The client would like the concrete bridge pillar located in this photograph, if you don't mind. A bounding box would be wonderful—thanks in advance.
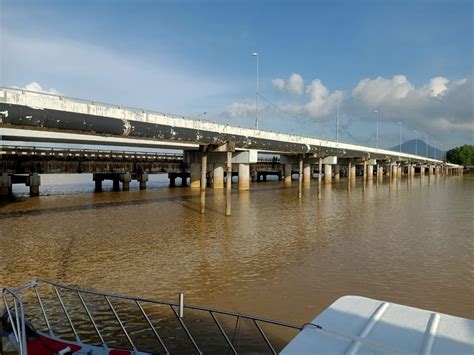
[303,163,312,183]
[284,164,292,184]
[324,164,332,183]
[190,163,201,188]
[238,163,250,190]
[213,164,225,188]
[121,172,132,191]
[385,164,391,177]
[138,172,148,190]
[350,165,356,180]
[0,173,12,196]
[334,164,340,182]
[428,166,433,176]
[27,173,41,196]
[363,161,367,181]
[397,164,402,178]
[367,164,373,180]
[251,170,258,182]
[420,165,425,176]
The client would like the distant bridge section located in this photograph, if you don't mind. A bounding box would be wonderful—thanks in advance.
[0,87,447,163]
[0,87,463,204]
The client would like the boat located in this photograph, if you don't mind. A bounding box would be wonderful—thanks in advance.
[2,279,473,354]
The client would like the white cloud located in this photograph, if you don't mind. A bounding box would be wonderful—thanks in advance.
[224,101,256,118]
[22,81,62,95]
[267,72,473,137]
[352,75,414,106]
[272,73,304,95]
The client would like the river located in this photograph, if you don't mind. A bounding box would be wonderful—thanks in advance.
[0,174,472,351]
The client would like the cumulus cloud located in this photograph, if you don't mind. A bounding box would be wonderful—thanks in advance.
[225,101,256,118]
[224,73,472,146]
[22,81,62,95]
[272,73,304,95]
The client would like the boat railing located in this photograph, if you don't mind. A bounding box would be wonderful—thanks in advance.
[2,279,302,354]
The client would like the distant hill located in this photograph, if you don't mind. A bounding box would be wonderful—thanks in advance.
[390,139,445,159]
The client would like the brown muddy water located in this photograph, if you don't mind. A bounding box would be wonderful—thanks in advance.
[0,174,472,352]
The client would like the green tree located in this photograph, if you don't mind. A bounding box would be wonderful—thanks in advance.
[446,144,474,166]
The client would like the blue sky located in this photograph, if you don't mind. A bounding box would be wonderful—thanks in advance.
[1,0,472,149]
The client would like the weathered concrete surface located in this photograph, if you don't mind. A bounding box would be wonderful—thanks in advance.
[213,164,224,188]
[324,164,332,183]
[238,163,250,190]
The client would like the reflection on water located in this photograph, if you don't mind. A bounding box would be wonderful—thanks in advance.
[1,175,473,342]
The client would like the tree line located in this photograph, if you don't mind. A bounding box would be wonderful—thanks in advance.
[446,145,473,166]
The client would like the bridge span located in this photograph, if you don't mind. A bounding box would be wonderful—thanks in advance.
[0,87,463,214]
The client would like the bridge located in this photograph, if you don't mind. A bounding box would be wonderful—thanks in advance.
[0,87,463,214]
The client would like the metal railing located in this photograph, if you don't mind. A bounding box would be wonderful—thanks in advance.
[2,279,301,354]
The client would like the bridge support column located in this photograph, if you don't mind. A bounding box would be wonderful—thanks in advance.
[351,165,356,180]
[420,165,425,176]
[367,163,373,180]
[238,163,250,191]
[363,161,367,181]
[303,163,311,184]
[347,161,352,191]
[397,164,402,178]
[298,156,303,199]
[213,164,225,188]
[428,166,433,176]
[200,153,207,214]
[138,172,148,190]
[121,172,132,191]
[190,163,201,188]
[324,164,332,184]
[27,173,41,196]
[317,157,322,200]
[0,173,12,196]
[334,164,340,182]
[251,170,258,182]
[225,151,232,216]
[94,179,103,192]
[284,164,292,184]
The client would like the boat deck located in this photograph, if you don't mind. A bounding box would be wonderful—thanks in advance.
[281,295,474,354]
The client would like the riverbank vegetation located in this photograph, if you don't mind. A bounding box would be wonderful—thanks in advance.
[446,145,474,166]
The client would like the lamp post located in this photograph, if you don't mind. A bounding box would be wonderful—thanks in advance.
[398,122,402,153]
[251,52,259,130]
[336,95,340,142]
[425,135,429,158]
[414,130,417,155]
[374,110,379,149]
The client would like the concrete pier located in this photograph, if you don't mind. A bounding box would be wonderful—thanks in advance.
[226,151,232,216]
[200,153,207,214]
[284,164,292,184]
[121,172,132,191]
[324,164,332,184]
[298,156,303,199]
[213,164,225,188]
[351,165,356,180]
[317,157,322,200]
[334,164,340,182]
[367,163,373,180]
[238,163,250,190]
[0,173,12,196]
[138,172,148,190]
[190,163,201,188]
[347,161,352,190]
[303,163,312,184]
[27,173,41,196]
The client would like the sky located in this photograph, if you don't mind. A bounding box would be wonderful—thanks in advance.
[0,0,472,149]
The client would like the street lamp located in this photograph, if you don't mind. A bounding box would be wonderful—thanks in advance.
[398,122,402,153]
[336,95,340,142]
[414,130,417,155]
[251,52,259,130]
[374,110,379,149]
[425,135,429,158]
